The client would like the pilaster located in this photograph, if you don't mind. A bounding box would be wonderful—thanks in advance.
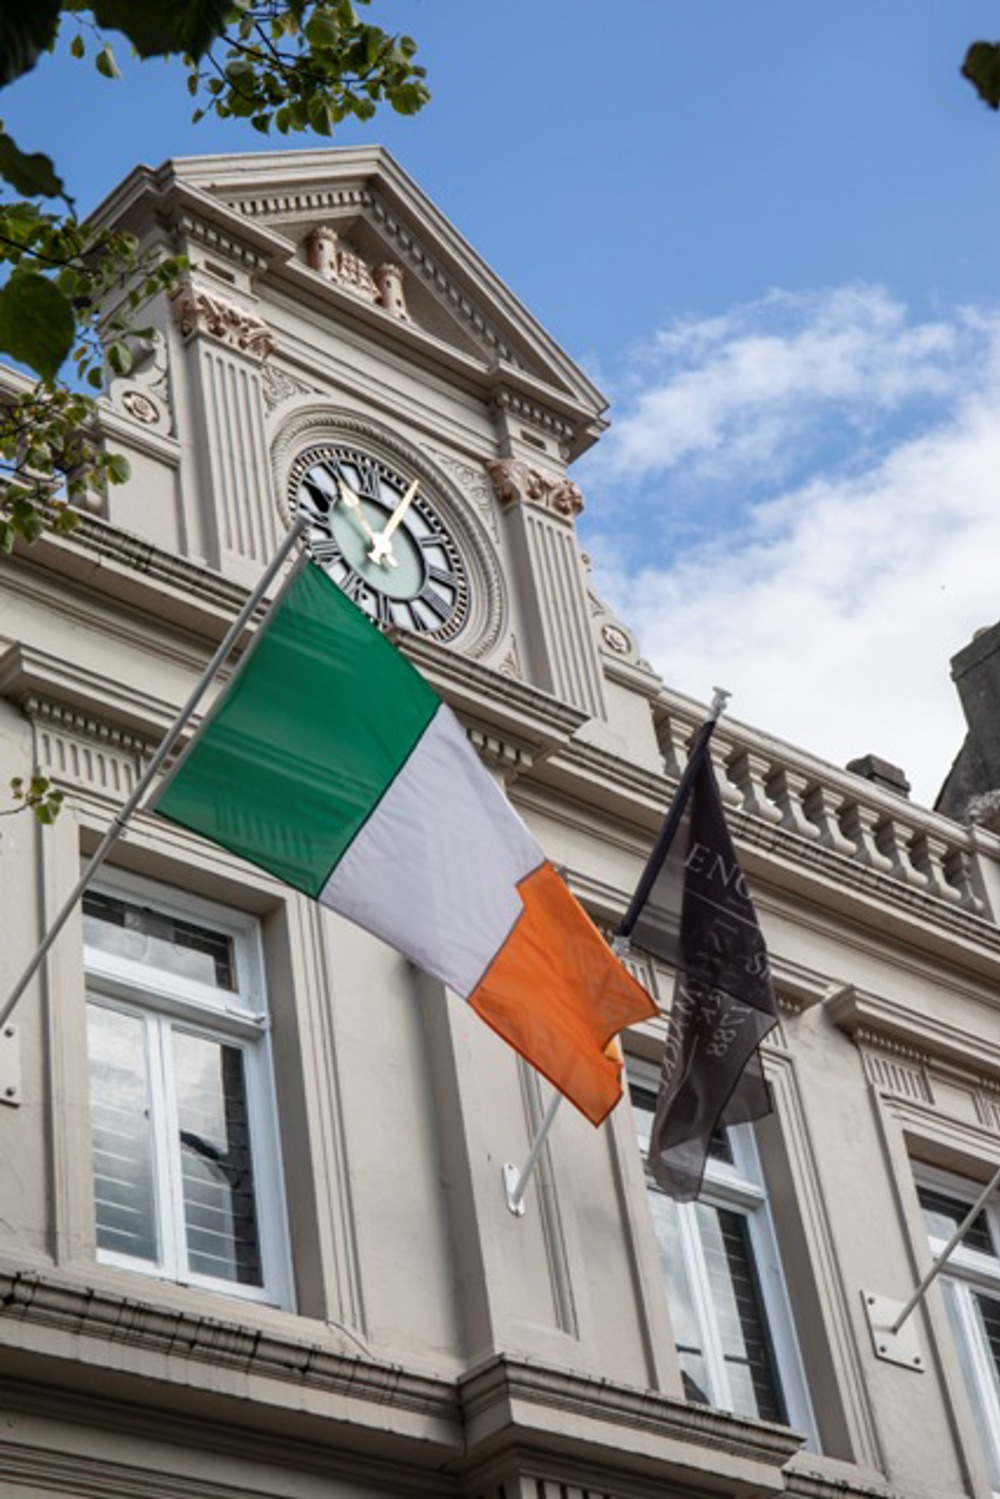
[172,281,281,583]
[488,459,607,720]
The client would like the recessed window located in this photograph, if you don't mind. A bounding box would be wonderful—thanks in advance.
[629,1063,814,1436]
[83,871,292,1307]
[915,1166,1000,1491]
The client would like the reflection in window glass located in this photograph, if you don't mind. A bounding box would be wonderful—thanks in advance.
[83,890,236,991]
[917,1176,1000,1490]
[84,875,288,1307]
[174,1030,262,1287]
[629,1067,811,1435]
[87,1005,158,1263]
[697,1203,785,1423]
[648,1191,712,1404]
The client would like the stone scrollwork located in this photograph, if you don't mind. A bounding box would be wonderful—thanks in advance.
[172,282,276,361]
[107,330,174,437]
[261,364,316,414]
[587,586,641,665]
[486,457,584,520]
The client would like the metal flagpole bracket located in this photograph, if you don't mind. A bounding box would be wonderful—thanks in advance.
[708,686,731,720]
[862,1291,925,1371]
[502,1162,527,1216]
[0,1024,21,1107]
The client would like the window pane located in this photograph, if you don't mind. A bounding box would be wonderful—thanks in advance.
[83,891,236,991]
[696,1202,786,1424]
[87,1005,158,1263]
[172,1030,263,1287]
[648,1191,713,1405]
[940,1283,1000,1491]
[917,1185,995,1255]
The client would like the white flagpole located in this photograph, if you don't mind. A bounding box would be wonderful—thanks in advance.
[503,1088,563,1215]
[890,1162,1000,1333]
[503,688,732,1216]
[0,517,307,1031]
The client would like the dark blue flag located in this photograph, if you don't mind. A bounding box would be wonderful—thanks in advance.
[618,724,777,1200]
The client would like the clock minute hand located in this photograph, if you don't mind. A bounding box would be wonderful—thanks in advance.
[368,478,419,568]
[336,477,380,546]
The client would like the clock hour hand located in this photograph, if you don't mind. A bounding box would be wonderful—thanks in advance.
[336,476,381,548]
[368,478,418,568]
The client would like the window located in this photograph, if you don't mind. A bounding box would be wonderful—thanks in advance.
[915,1167,1000,1492]
[83,871,292,1307]
[629,1062,814,1436]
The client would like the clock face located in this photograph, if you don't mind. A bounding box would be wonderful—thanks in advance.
[293,446,469,638]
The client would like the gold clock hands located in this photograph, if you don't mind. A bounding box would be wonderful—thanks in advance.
[368,478,419,569]
[336,477,381,549]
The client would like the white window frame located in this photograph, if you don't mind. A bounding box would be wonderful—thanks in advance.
[83,867,294,1310]
[629,1058,816,1440]
[914,1163,1000,1494]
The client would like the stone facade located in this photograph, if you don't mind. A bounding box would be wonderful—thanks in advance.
[1,147,1000,1499]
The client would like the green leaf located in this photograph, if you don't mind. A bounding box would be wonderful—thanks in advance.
[106,452,131,484]
[963,41,1000,110]
[107,340,132,376]
[69,33,85,60]
[95,43,121,79]
[90,0,232,61]
[305,12,342,49]
[0,129,66,199]
[0,272,75,382]
[0,0,61,86]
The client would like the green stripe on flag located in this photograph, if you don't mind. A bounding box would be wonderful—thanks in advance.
[155,563,439,895]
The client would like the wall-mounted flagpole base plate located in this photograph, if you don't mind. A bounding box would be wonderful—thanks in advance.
[502,1163,526,1217]
[863,1292,925,1370]
[0,1024,21,1107]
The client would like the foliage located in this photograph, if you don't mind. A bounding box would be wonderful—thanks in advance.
[0,0,428,814]
[3,772,65,824]
[963,40,1000,110]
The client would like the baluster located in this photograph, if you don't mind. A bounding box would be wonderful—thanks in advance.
[658,712,691,780]
[840,803,895,873]
[944,848,985,915]
[708,738,742,808]
[802,784,856,856]
[729,749,783,824]
[911,832,962,903]
[875,818,929,889]
[767,767,820,840]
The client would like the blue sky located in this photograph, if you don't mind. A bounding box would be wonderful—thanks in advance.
[8,2,1000,803]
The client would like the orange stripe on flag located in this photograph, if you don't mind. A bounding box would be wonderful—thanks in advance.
[468,862,657,1125]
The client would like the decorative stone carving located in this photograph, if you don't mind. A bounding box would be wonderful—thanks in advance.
[304,227,410,319]
[486,458,584,520]
[107,330,174,437]
[587,586,640,665]
[261,364,315,414]
[428,450,498,538]
[121,390,160,425]
[171,283,276,361]
[373,263,410,321]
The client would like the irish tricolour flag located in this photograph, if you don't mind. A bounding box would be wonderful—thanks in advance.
[155,561,655,1124]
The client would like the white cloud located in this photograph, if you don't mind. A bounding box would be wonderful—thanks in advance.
[592,286,974,488]
[582,288,1000,805]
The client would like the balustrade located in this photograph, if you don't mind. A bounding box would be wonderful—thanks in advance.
[652,692,995,919]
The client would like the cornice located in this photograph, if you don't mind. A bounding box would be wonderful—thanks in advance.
[398,630,588,751]
[826,983,1000,1082]
[458,1353,801,1486]
[0,1266,812,1494]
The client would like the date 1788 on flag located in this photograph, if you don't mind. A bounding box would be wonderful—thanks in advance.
[617,716,778,1201]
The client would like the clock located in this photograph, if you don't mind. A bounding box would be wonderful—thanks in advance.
[293,445,470,639]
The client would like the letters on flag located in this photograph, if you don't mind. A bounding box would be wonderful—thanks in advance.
[154,560,656,1124]
[624,737,777,1199]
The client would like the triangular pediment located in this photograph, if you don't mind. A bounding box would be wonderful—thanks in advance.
[136,147,604,424]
